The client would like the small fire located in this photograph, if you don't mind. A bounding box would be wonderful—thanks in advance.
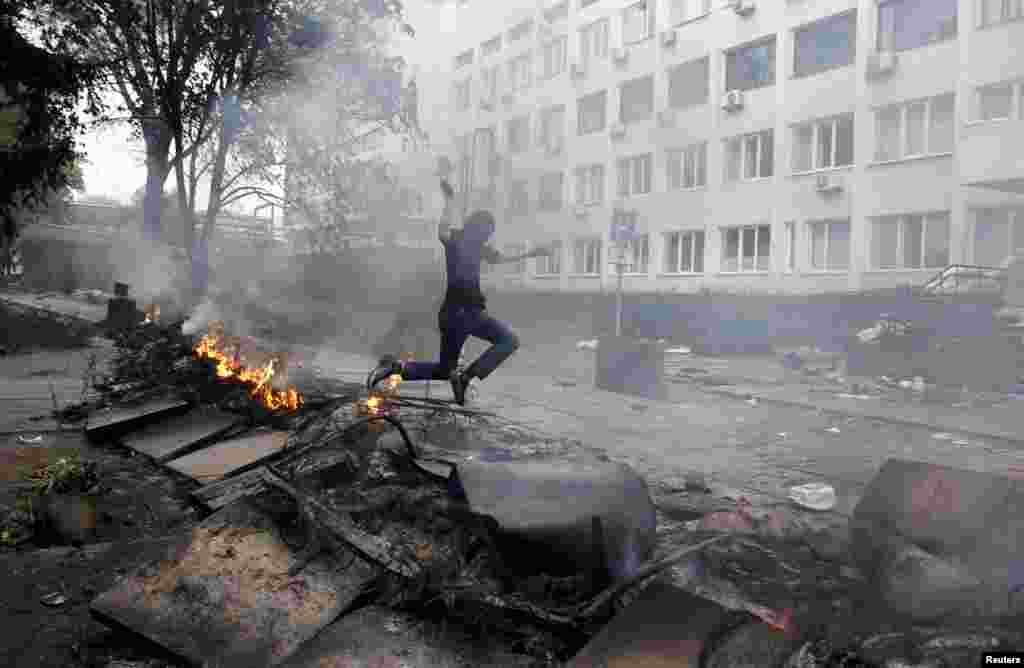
[143,304,161,324]
[193,321,303,411]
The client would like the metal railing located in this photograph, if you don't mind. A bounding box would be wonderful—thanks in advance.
[919,264,1007,297]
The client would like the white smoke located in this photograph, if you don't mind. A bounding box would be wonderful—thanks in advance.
[181,297,221,336]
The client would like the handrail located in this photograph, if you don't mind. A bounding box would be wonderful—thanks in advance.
[920,264,1006,295]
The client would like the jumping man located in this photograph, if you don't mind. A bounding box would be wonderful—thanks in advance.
[368,179,551,405]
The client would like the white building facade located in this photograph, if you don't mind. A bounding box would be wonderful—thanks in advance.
[429,0,1024,294]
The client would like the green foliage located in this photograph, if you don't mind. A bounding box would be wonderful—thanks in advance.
[29,455,100,495]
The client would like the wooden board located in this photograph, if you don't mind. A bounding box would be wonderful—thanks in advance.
[164,430,289,484]
[90,500,379,667]
[120,406,243,463]
[85,397,191,441]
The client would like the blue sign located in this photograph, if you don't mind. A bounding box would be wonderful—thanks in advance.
[611,217,637,242]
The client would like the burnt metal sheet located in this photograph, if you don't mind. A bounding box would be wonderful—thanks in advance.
[567,582,734,667]
[90,500,379,667]
[85,397,191,442]
[164,430,289,484]
[452,458,656,582]
[851,458,1024,617]
[120,406,243,463]
[277,605,535,668]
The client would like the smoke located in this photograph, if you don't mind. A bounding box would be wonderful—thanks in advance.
[181,296,221,336]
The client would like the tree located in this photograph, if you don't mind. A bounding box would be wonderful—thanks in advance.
[0,3,99,277]
[23,0,416,298]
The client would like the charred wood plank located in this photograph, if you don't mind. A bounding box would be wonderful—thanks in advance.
[84,397,192,442]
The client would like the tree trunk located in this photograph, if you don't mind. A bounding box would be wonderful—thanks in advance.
[201,131,232,243]
[141,117,172,244]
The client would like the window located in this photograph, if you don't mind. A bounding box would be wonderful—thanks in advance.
[792,114,854,172]
[539,172,564,211]
[455,49,474,69]
[535,240,563,275]
[577,90,607,135]
[793,11,857,78]
[668,57,709,109]
[472,126,497,188]
[507,179,530,216]
[974,207,1024,266]
[669,0,711,25]
[506,115,530,153]
[808,219,851,271]
[622,1,655,44]
[617,154,653,197]
[619,76,654,124]
[454,78,471,111]
[871,212,951,269]
[480,66,499,106]
[575,164,605,205]
[573,238,602,275]
[784,221,796,272]
[544,1,569,23]
[622,233,650,274]
[508,54,533,93]
[504,243,527,275]
[537,105,566,154]
[975,81,1022,121]
[508,19,534,42]
[725,130,774,181]
[482,35,502,57]
[877,0,957,52]
[722,224,771,272]
[540,36,567,79]
[977,0,1024,27]
[579,18,610,66]
[581,0,600,7]
[874,94,955,162]
[666,143,707,190]
[726,38,776,92]
[664,230,705,273]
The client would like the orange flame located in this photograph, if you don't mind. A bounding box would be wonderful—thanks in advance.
[193,324,303,412]
[143,304,161,324]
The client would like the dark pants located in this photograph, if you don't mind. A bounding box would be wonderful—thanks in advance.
[402,303,519,382]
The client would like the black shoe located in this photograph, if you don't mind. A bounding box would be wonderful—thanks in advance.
[367,356,402,391]
[449,371,470,406]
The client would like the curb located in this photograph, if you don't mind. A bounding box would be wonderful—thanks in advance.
[704,384,1024,447]
[0,297,105,327]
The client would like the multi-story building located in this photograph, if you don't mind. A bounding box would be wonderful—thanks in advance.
[431,0,1024,294]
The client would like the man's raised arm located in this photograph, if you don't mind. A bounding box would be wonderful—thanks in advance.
[438,179,456,242]
[483,244,552,265]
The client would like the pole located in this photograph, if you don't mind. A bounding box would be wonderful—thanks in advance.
[615,261,624,337]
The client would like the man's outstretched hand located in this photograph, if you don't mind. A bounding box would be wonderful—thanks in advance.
[440,179,455,200]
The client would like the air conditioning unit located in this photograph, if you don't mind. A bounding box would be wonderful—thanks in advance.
[574,205,589,218]
[815,174,843,195]
[612,47,629,66]
[657,109,677,128]
[570,62,586,79]
[661,30,677,48]
[866,51,898,79]
[502,92,516,105]
[610,123,626,140]
[721,89,745,112]
[727,0,756,16]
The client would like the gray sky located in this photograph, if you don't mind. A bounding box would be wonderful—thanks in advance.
[77,1,455,209]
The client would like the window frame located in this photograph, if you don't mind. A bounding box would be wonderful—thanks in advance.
[792,10,857,79]
[573,237,603,276]
[574,164,605,205]
[506,178,531,216]
[870,211,952,270]
[622,231,650,275]
[506,115,530,154]
[721,224,772,273]
[667,57,710,110]
[973,80,1023,122]
[972,206,1024,266]
[666,143,708,190]
[876,0,958,52]
[508,53,533,93]
[783,221,797,273]
[873,94,955,163]
[481,35,502,57]
[616,153,653,198]
[668,0,712,26]
[807,219,852,272]
[534,240,563,276]
[792,114,855,173]
[619,75,655,125]
[725,37,777,92]
[454,77,472,111]
[579,18,610,66]
[976,0,1024,28]
[724,130,774,182]
[538,105,566,154]
[540,36,568,80]
[577,90,608,135]
[622,1,655,45]
[663,229,706,274]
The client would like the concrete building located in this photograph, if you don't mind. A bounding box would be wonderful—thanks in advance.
[428,0,1024,294]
